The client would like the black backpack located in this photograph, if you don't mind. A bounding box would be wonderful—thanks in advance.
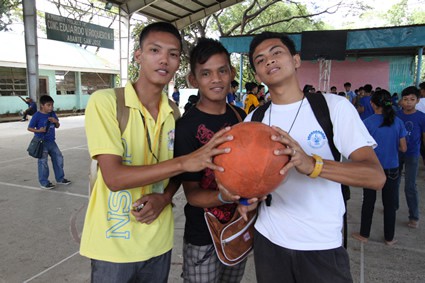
[251,93,350,248]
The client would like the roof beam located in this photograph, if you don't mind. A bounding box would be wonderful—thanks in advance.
[172,0,245,30]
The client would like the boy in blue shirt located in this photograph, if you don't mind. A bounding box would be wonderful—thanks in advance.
[397,86,425,229]
[19,96,37,121]
[28,95,71,189]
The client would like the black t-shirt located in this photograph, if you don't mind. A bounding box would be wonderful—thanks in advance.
[174,104,246,246]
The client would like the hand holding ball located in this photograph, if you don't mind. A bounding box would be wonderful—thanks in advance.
[214,122,289,198]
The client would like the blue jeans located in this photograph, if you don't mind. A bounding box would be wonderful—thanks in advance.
[91,250,171,283]
[38,141,65,186]
[398,154,420,221]
[360,168,400,241]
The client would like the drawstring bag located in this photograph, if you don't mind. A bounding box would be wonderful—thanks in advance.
[204,209,257,266]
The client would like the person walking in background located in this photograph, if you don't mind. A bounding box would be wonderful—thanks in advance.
[244,82,259,114]
[344,82,357,105]
[174,37,247,283]
[358,84,374,120]
[19,96,37,121]
[396,86,425,229]
[352,89,407,246]
[257,84,266,105]
[227,80,239,105]
[416,82,425,165]
[172,86,180,106]
[27,95,71,190]
[80,22,231,283]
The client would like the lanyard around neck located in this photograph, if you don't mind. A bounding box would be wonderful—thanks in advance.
[139,109,163,164]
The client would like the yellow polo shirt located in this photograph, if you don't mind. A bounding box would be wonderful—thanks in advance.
[80,82,175,263]
[244,93,260,114]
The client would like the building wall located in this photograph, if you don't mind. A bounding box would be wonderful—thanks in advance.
[297,56,415,94]
[0,68,114,115]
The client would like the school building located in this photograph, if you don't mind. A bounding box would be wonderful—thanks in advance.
[0,32,119,115]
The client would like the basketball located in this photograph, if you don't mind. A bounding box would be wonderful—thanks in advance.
[214,122,289,198]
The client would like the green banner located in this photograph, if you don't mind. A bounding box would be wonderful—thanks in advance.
[45,13,114,49]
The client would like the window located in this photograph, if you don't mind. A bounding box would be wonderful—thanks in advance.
[0,67,27,96]
[81,72,113,94]
[55,71,76,95]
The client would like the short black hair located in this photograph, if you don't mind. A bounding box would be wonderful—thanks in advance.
[231,80,239,88]
[401,86,420,98]
[245,82,258,92]
[419,82,425,90]
[189,37,231,75]
[139,22,182,50]
[364,84,373,93]
[40,95,54,105]
[248,32,296,72]
[344,82,351,87]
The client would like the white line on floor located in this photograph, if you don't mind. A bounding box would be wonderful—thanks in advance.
[22,251,80,282]
[0,181,88,199]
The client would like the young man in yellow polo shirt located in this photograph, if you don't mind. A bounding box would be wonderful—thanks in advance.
[81,22,231,283]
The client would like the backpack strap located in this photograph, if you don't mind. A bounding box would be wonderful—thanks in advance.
[168,98,181,121]
[115,87,129,134]
[228,103,243,122]
[305,92,350,249]
[251,101,271,122]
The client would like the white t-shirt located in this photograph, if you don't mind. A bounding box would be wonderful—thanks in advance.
[246,94,376,250]
[416,97,425,113]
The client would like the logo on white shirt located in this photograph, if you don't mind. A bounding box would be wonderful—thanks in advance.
[307,130,327,149]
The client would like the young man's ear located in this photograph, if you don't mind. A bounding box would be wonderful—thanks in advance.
[293,54,301,69]
[188,72,199,88]
[134,49,142,65]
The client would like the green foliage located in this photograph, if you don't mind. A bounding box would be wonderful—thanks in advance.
[0,0,21,31]
[385,0,409,25]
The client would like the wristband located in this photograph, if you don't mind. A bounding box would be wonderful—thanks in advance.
[308,154,323,178]
[218,192,233,204]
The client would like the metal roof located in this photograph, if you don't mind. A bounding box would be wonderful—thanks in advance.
[99,0,245,29]
[0,32,119,74]
[220,24,425,57]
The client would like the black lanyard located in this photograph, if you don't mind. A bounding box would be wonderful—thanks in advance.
[139,111,163,163]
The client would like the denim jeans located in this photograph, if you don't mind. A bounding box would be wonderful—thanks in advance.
[91,250,171,283]
[398,154,420,221]
[38,141,65,186]
[360,168,400,241]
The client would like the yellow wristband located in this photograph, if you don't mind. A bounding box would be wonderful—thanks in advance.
[308,154,323,178]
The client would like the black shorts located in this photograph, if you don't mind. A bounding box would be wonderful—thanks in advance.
[253,229,353,283]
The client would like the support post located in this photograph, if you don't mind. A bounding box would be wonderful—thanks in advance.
[416,47,423,87]
[119,8,131,87]
[23,0,39,104]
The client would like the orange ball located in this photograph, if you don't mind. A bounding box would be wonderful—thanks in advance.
[214,122,289,198]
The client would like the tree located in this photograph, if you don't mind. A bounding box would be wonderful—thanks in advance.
[0,0,21,31]
[166,0,369,88]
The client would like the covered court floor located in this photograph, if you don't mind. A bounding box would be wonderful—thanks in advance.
[1,116,424,282]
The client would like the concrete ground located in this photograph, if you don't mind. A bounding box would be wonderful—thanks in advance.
[0,116,424,283]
